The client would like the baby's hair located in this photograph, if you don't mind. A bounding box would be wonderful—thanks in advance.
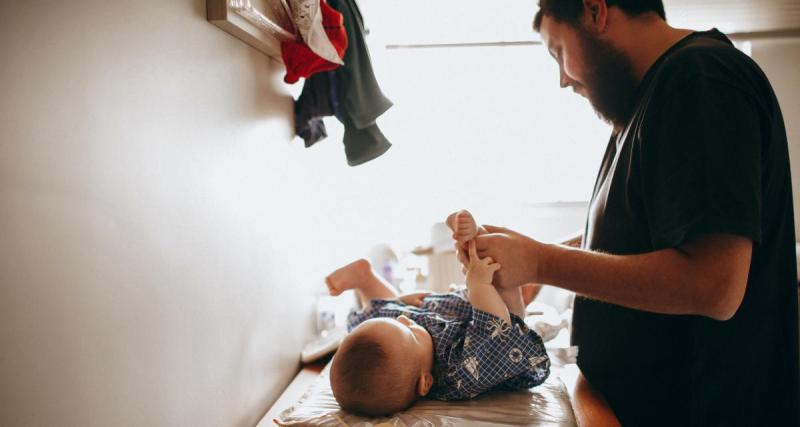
[330,332,418,416]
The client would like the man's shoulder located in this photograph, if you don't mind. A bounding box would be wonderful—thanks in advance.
[654,30,758,91]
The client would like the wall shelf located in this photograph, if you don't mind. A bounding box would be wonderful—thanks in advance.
[207,0,296,60]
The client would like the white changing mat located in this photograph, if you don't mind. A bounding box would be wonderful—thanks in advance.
[275,363,577,427]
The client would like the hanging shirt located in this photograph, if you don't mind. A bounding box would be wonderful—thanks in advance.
[327,0,393,129]
[327,0,393,166]
[281,0,347,84]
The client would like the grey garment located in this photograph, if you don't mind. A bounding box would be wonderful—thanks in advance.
[341,119,391,166]
[293,70,391,165]
[293,0,393,165]
[328,0,393,129]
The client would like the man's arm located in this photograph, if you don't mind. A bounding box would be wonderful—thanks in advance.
[474,226,752,321]
[519,232,581,305]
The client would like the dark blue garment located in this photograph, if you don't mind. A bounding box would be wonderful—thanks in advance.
[294,71,334,147]
[347,291,550,400]
[327,71,343,122]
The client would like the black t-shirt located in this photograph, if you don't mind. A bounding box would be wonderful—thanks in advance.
[572,29,799,426]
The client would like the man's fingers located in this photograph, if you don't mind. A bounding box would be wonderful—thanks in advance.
[469,240,478,260]
[483,224,510,234]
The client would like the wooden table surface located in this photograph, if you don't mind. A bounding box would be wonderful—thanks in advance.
[259,355,331,426]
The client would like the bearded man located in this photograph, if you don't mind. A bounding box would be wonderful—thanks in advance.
[459,0,799,425]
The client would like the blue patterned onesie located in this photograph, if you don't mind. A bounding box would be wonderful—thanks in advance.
[346,290,550,400]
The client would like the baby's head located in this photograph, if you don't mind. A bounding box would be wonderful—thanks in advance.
[330,315,434,416]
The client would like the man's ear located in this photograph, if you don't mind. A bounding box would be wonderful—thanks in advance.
[417,372,434,396]
[581,0,608,33]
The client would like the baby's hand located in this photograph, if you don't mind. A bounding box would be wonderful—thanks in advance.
[465,240,501,286]
[446,209,479,245]
[398,291,432,307]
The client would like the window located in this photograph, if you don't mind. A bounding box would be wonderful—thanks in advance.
[294,32,612,251]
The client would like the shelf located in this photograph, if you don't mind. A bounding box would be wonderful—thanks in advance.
[207,0,296,60]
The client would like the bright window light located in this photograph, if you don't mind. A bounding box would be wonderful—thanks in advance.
[373,44,610,247]
[295,43,612,253]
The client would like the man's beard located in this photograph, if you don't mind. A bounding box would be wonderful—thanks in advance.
[577,30,639,132]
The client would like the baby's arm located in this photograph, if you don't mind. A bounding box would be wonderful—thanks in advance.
[448,209,525,318]
[465,240,511,324]
[397,290,432,307]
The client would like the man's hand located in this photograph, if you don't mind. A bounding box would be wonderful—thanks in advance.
[458,225,543,290]
[397,291,432,307]
[465,240,501,286]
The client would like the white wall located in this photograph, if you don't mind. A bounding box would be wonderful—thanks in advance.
[1,2,797,425]
[0,1,368,426]
[750,38,800,241]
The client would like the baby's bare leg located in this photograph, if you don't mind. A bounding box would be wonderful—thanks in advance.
[497,285,540,318]
[497,288,526,319]
[325,259,399,307]
[521,284,542,306]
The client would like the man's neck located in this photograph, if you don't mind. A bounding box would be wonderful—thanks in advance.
[615,17,694,84]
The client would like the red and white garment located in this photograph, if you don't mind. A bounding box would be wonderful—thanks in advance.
[281,0,347,84]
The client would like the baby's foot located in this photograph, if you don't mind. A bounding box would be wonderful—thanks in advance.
[451,210,478,244]
[325,258,371,296]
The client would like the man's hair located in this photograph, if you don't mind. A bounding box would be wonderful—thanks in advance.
[533,0,666,32]
[330,334,418,416]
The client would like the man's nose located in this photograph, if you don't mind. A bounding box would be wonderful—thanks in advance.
[559,68,570,89]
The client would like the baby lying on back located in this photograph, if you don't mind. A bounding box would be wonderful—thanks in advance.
[326,210,550,416]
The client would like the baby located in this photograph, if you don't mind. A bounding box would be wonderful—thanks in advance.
[327,210,550,416]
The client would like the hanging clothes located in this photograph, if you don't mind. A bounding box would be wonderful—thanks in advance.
[294,71,335,147]
[281,0,348,84]
[288,0,346,65]
[327,0,392,129]
[340,117,391,166]
[292,0,393,166]
[328,0,393,166]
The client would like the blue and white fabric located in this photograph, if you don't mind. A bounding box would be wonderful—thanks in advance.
[347,291,550,400]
